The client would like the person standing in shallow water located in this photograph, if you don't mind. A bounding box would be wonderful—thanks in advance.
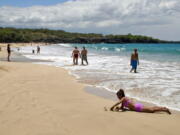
[130,49,139,73]
[7,44,11,62]
[37,46,40,54]
[81,47,88,65]
[72,47,80,65]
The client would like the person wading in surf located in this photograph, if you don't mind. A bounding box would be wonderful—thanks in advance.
[130,49,139,73]
[72,47,80,65]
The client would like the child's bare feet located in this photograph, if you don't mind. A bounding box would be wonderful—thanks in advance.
[166,108,171,115]
[164,107,171,114]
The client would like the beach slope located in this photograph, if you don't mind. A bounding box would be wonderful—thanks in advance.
[0,52,180,135]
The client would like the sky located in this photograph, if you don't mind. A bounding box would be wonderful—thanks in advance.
[0,0,180,41]
[0,0,67,7]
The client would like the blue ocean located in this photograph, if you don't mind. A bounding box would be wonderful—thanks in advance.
[18,43,180,111]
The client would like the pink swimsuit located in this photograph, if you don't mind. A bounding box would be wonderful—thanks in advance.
[134,103,143,112]
[123,99,143,112]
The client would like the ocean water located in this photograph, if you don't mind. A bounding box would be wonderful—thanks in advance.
[17,43,180,111]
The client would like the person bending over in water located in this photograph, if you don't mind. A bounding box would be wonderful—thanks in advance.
[130,48,139,73]
[110,89,171,114]
[72,47,80,65]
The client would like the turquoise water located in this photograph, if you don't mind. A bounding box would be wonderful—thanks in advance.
[70,43,180,62]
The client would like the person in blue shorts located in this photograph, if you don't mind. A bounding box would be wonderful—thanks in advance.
[130,49,139,73]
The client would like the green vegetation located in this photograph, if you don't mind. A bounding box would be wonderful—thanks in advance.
[0,27,174,43]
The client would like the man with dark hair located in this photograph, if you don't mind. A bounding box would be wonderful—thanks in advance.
[7,44,11,62]
[81,47,88,65]
[130,48,139,73]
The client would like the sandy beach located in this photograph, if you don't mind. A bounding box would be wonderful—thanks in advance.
[0,45,180,135]
[0,43,48,47]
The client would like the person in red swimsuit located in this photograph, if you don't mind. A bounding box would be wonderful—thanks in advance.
[110,89,171,114]
[72,47,80,65]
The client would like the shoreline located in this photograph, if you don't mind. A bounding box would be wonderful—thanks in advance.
[84,86,180,113]
[0,52,53,63]
[2,43,179,112]
[0,42,50,47]
[0,45,180,135]
[3,44,179,112]
[0,43,53,62]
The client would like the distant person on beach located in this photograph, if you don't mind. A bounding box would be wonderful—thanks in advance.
[37,46,40,54]
[7,44,11,62]
[81,47,88,65]
[130,48,139,73]
[72,47,80,65]
[32,49,35,54]
[109,89,171,114]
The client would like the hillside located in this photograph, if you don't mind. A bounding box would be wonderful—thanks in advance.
[0,27,176,44]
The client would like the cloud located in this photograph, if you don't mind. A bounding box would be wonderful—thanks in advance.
[0,0,180,40]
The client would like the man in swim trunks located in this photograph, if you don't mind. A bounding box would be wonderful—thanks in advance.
[72,47,80,65]
[81,47,88,65]
[130,48,139,73]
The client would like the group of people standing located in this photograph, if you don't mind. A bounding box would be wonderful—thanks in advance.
[32,46,40,54]
[71,46,140,73]
[3,44,41,62]
[72,46,88,65]
[4,44,139,73]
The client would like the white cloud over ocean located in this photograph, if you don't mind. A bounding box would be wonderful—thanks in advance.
[0,0,180,40]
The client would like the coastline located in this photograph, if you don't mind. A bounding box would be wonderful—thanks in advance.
[0,42,49,47]
[0,43,53,62]
[0,44,180,135]
[1,43,179,112]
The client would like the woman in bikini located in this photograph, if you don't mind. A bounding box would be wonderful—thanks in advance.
[110,89,171,114]
[72,47,80,65]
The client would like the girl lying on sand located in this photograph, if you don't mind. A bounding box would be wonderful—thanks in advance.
[109,89,171,114]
